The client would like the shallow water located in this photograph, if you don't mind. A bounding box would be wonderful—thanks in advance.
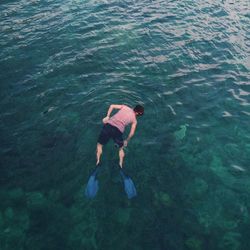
[0,0,250,249]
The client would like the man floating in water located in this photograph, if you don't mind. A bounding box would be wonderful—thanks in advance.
[85,104,144,199]
[96,104,144,168]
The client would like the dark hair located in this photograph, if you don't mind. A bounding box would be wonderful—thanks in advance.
[134,105,144,116]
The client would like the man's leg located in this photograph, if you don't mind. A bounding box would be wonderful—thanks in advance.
[119,147,125,168]
[96,143,103,166]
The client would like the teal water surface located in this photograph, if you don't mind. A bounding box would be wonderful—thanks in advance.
[0,0,250,249]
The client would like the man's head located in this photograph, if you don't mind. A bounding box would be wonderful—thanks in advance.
[134,105,144,116]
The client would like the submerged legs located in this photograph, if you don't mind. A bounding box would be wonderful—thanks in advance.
[96,143,125,168]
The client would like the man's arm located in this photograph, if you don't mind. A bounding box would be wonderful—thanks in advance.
[124,121,137,146]
[103,104,123,123]
[106,104,123,117]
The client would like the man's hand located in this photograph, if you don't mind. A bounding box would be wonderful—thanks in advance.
[102,116,110,124]
[123,140,128,147]
[123,122,137,147]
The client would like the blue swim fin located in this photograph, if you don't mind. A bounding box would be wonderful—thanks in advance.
[85,167,100,198]
[119,168,137,199]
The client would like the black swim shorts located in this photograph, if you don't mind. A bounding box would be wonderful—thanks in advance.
[97,123,124,148]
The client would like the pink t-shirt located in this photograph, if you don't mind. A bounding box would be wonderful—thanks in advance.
[108,105,136,133]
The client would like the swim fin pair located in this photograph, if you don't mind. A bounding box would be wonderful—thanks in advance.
[85,165,137,199]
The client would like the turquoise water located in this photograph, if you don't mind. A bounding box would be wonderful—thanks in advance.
[0,0,250,249]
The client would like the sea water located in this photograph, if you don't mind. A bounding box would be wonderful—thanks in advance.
[0,0,249,249]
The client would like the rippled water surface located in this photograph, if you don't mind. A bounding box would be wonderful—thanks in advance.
[0,0,250,249]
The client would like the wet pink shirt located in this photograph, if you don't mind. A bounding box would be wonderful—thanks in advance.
[107,105,136,133]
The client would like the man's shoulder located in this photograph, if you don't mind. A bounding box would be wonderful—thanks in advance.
[122,104,132,110]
